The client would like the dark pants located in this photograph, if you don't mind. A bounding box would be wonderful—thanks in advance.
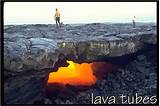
[133,20,136,28]
[55,17,60,27]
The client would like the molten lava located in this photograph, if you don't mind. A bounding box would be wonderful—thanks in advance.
[47,60,119,90]
[47,61,97,86]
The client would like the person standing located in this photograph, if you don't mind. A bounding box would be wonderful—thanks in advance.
[132,16,136,28]
[55,8,61,27]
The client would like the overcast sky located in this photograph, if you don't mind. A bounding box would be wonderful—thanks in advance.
[4,2,156,25]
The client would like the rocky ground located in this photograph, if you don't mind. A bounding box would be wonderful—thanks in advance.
[4,47,157,104]
[34,48,157,104]
[3,23,157,104]
[4,23,156,72]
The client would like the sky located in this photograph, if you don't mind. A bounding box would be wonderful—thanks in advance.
[4,2,157,25]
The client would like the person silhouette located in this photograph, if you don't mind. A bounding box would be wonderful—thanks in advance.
[132,16,136,28]
[54,8,61,27]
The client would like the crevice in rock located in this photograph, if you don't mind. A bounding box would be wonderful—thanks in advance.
[4,23,157,104]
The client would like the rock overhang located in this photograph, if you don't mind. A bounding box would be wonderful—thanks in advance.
[4,23,157,72]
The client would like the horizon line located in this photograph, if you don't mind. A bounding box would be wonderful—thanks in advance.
[4,21,156,26]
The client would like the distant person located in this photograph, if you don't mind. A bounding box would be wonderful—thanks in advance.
[132,16,136,28]
[54,8,61,27]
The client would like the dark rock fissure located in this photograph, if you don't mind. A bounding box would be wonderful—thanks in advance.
[4,23,157,104]
[52,43,157,71]
[4,44,157,104]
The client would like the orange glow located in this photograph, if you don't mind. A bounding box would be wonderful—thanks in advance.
[47,61,97,86]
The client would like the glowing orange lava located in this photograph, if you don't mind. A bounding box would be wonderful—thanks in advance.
[47,61,97,86]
